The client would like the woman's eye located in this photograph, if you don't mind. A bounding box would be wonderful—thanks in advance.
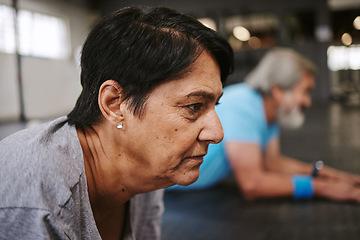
[187,103,203,113]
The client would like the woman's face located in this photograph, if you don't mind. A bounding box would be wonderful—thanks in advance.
[121,51,224,189]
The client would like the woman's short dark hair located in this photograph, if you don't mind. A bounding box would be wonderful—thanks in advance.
[67,6,234,127]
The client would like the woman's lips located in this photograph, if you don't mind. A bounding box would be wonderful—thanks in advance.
[185,155,205,161]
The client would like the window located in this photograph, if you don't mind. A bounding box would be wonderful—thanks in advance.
[0,4,69,59]
[0,5,15,54]
[328,45,360,71]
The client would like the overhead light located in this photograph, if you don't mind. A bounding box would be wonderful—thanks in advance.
[341,33,352,46]
[198,18,217,31]
[354,16,360,30]
[233,26,250,41]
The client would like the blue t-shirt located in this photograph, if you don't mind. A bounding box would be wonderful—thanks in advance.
[168,83,279,190]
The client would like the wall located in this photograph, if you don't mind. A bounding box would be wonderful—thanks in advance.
[0,0,97,122]
[0,53,19,121]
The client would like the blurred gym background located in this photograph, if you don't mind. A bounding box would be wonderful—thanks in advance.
[1,1,360,239]
[0,0,359,124]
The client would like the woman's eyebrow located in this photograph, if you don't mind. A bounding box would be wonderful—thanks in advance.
[185,90,223,101]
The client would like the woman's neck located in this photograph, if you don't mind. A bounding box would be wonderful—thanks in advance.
[93,202,127,240]
[77,126,134,207]
[77,125,134,240]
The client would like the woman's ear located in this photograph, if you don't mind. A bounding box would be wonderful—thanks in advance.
[98,80,125,128]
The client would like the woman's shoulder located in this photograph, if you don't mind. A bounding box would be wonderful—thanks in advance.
[0,117,85,214]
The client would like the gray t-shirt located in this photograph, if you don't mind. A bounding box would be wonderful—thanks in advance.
[0,117,164,240]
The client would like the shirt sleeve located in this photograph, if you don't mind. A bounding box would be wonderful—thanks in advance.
[268,123,280,140]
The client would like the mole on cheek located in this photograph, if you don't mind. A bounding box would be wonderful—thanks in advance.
[174,129,178,132]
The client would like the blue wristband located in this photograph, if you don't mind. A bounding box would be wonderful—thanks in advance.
[292,175,314,199]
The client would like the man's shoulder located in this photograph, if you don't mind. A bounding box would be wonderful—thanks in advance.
[224,82,259,98]
[219,83,262,118]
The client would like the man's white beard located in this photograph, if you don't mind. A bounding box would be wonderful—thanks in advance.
[277,105,305,129]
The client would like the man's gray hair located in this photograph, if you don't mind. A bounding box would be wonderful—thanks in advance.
[245,47,316,95]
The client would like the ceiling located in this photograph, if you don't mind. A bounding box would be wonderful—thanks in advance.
[82,0,360,11]
[63,0,360,45]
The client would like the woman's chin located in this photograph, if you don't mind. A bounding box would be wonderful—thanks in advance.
[172,169,200,186]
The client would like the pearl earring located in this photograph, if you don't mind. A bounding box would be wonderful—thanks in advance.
[116,122,123,129]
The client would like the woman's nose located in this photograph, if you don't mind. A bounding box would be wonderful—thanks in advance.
[198,110,224,144]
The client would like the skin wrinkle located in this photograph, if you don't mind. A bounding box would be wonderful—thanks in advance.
[83,127,126,201]
[89,126,110,159]
[144,116,211,181]
[86,129,113,200]
[81,128,98,202]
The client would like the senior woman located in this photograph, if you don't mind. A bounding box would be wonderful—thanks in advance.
[0,6,233,240]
